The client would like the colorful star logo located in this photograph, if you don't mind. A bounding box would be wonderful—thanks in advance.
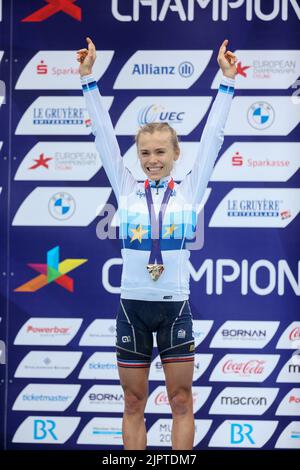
[14,246,87,293]
[29,153,53,170]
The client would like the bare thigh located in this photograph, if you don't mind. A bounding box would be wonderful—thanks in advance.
[118,366,150,400]
[163,361,194,397]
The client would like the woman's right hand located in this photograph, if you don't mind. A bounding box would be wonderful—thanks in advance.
[76,37,96,77]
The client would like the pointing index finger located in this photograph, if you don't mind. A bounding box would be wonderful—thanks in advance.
[219,39,229,54]
[86,37,95,51]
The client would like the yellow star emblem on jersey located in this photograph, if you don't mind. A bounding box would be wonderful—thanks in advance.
[130,224,148,243]
[162,223,177,238]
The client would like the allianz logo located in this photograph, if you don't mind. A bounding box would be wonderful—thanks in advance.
[132,62,194,78]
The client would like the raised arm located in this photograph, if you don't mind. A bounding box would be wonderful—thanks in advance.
[178,39,237,206]
[77,37,135,201]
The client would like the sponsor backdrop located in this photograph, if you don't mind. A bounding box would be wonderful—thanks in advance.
[0,0,300,450]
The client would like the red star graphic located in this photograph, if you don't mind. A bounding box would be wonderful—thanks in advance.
[236,61,251,78]
[22,0,82,22]
[29,153,53,170]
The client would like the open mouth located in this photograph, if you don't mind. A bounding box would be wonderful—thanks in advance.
[147,167,163,174]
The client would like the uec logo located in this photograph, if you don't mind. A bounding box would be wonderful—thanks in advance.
[138,105,185,125]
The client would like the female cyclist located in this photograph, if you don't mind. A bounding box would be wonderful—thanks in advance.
[77,38,237,450]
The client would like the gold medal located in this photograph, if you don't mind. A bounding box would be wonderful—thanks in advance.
[146,264,164,281]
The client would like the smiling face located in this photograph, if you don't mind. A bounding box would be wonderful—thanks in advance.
[137,129,180,181]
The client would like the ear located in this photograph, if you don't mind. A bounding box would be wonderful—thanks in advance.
[174,148,180,161]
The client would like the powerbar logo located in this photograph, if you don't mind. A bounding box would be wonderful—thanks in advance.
[112,0,300,22]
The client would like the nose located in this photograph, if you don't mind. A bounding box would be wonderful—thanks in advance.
[147,153,160,162]
[148,158,159,164]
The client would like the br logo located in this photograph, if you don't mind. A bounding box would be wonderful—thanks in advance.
[230,423,255,445]
[34,419,58,441]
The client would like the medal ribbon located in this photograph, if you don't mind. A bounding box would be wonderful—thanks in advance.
[144,178,174,265]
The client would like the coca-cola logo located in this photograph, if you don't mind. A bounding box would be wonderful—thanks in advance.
[154,392,169,406]
[154,391,198,405]
[289,327,300,341]
[222,359,265,376]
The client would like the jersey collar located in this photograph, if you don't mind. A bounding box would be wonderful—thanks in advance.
[147,175,172,189]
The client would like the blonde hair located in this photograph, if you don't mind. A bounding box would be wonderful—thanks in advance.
[135,122,180,152]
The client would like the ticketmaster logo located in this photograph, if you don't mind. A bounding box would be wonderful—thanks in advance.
[88,363,117,369]
[79,353,119,380]
[13,384,81,411]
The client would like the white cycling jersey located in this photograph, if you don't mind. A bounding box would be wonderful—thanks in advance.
[81,73,235,301]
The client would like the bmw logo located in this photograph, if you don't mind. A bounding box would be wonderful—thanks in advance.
[48,192,76,220]
[247,101,275,130]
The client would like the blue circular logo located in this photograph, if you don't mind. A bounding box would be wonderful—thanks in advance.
[247,102,275,130]
[49,192,76,220]
[178,61,194,78]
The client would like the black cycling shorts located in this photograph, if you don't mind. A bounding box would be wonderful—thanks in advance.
[116,298,195,368]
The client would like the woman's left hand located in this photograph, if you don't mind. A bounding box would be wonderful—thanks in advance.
[217,39,237,79]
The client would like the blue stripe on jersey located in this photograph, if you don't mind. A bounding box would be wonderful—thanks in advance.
[121,235,196,251]
[120,222,197,241]
[82,81,97,92]
[219,84,234,94]
[119,209,197,228]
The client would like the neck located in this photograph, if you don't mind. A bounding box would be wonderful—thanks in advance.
[149,174,170,182]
